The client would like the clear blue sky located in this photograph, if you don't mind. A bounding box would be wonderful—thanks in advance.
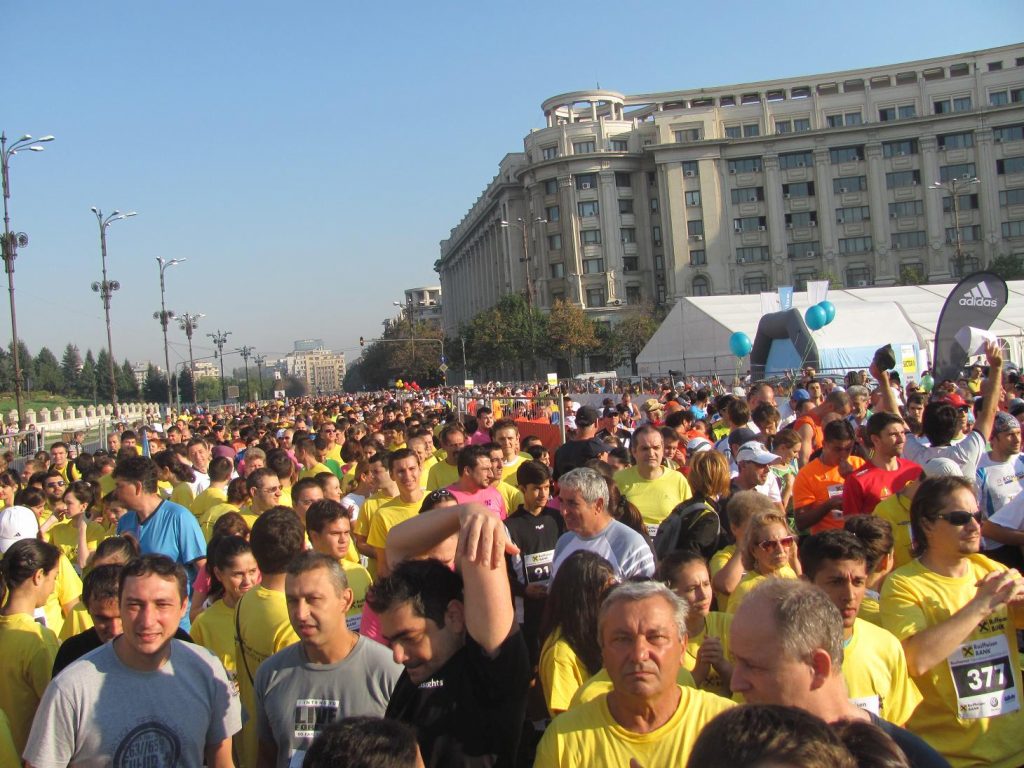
[4,1,1022,373]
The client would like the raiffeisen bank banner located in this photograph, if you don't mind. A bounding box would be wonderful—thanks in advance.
[933,271,1009,381]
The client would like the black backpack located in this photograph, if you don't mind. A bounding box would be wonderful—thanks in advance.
[654,498,722,561]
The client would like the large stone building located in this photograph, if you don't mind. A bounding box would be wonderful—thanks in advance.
[283,343,347,395]
[437,44,1024,357]
[403,286,443,328]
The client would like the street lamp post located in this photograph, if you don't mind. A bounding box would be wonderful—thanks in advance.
[500,215,546,378]
[930,175,980,278]
[154,257,185,414]
[253,354,266,401]
[207,330,231,404]
[90,208,136,415]
[238,346,253,402]
[178,312,204,408]
[1,132,54,430]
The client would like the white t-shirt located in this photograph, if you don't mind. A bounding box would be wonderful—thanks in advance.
[904,430,986,481]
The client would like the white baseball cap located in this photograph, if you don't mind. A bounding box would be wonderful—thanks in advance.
[736,441,780,465]
[0,505,40,554]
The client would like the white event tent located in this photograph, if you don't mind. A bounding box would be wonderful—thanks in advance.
[636,281,1024,378]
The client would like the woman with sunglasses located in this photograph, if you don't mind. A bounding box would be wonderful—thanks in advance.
[880,475,1024,767]
[726,510,799,615]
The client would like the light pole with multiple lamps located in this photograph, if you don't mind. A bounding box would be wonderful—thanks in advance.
[500,215,546,377]
[207,330,231,404]
[1,132,54,429]
[253,354,266,401]
[91,208,136,414]
[930,175,980,279]
[237,345,253,402]
[178,312,204,408]
[154,257,185,414]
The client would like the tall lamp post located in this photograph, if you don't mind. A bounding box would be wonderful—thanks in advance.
[178,312,204,408]
[237,345,253,402]
[207,330,231,404]
[501,215,546,377]
[2,132,54,429]
[154,257,185,414]
[253,354,266,401]
[91,207,136,415]
[930,175,980,278]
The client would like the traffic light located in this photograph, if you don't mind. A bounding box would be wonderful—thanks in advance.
[359,336,365,347]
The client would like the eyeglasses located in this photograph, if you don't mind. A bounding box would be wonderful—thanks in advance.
[937,510,983,526]
[45,480,66,489]
[757,536,796,552]
[259,485,282,494]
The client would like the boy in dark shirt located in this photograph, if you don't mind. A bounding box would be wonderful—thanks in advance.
[504,461,565,663]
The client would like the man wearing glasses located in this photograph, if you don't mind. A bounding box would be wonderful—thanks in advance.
[42,470,67,513]
[881,475,1024,767]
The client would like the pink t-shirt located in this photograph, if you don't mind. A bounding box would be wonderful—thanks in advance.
[446,485,507,520]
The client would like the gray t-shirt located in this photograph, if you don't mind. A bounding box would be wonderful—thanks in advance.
[551,519,656,580]
[254,635,402,768]
[23,639,241,768]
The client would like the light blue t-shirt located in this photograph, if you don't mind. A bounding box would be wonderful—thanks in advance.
[118,499,207,630]
[551,519,655,581]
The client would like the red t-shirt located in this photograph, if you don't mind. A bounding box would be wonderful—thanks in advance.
[842,458,922,517]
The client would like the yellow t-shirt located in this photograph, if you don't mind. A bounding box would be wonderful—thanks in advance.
[614,466,693,537]
[323,443,343,464]
[843,617,922,726]
[708,544,735,580]
[858,590,883,627]
[191,485,228,522]
[367,496,423,550]
[44,554,83,638]
[880,555,1024,768]
[235,585,300,768]
[340,560,373,632]
[58,601,94,642]
[496,482,524,516]
[540,630,591,715]
[501,455,528,485]
[157,479,174,500]
[425,461,459,492]
[171,481,196,509]
[568,667,698,709]
[419,455,438,488]
[200,502,242,542]
[684,612,733,698]
[355,492,392,540]
[873,493,915,569]
[298,461,332,481]
[46,517,106,566]
[536,685,735,767]
[725,566,797,615]
[191,599,238,676]
[0,613,58,754]
[0,708,20,768]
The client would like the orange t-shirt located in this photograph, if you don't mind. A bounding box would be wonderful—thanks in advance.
[792,455,866,533]
[793,413,823,453]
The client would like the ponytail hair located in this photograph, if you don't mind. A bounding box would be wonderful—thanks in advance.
[207,535,253,602]
[0,539,59,606]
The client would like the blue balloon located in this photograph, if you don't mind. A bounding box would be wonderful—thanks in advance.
[805,305,827,331]
[818,300,836,325]
[729,331,753,358]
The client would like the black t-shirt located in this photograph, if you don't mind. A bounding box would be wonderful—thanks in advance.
[868,712,950,768]
[504,505,565,594]
[386,631,530,768]
[553,438,609,480]
[53,626,194,677]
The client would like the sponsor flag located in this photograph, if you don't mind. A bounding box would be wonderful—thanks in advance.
[760,292,781,315]
[806,280,830,305]
[778,285,794,310]
[933,271,1008,381]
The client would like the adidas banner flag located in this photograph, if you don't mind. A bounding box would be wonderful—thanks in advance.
[933,271,1008,382]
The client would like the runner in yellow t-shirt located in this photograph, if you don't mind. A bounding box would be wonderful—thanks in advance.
[192,535,259,679]
[306,498,373,631]
[366,450,424,577]
[614,426,692,537]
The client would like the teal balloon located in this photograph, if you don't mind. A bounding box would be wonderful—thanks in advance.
[818,300,836,325]
[805,305,827,330]
[729,332,753,358]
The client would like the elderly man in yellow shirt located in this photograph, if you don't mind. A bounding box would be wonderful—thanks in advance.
[613,425,692,538]
[535,580,733,767]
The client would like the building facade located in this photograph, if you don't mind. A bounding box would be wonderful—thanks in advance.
[437,44,1024,344]
[403,286,443,327]
[284,345,347,394]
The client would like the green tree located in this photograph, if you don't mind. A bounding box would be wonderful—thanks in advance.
[77,350,98,402]
[60,344,82,396]
[988,253,1024,280]
[119,359,140,401]
[545,299,599,377]
[143,364,167,403]
[609,304,660,375]
[34,347,62,393]
[178,367,195,404]
[95,349,113,401]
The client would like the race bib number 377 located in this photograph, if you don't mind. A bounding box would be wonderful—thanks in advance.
[948,635,1020,720]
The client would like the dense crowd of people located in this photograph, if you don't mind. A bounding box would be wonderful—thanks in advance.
[1,342,1023,767]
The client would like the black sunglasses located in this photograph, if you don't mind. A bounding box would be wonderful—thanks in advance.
[937,510,983,526]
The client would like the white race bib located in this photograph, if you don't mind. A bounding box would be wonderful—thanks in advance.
[646,523,660,538]
[524,550,554,585]
[850,694,881,716]
[947,634,1020,720]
